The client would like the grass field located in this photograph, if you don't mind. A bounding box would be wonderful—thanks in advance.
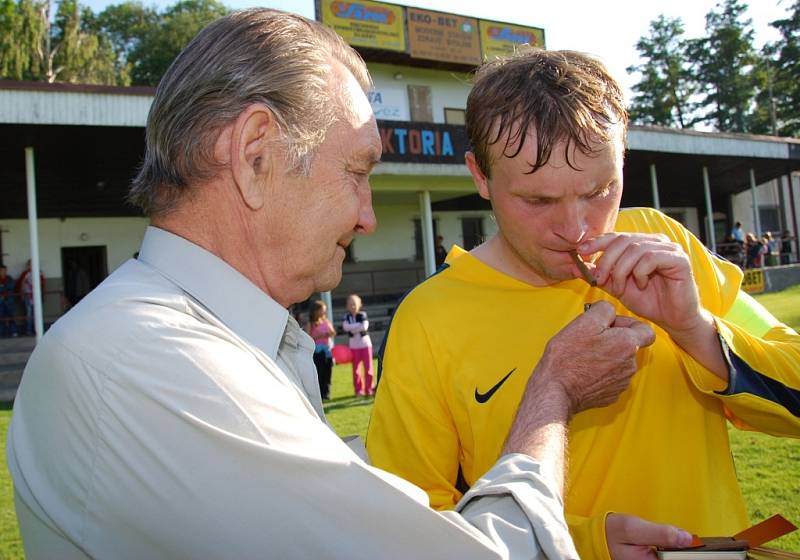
[1,285,799,557]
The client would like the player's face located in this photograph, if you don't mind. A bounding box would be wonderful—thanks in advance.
[466,126,624,285]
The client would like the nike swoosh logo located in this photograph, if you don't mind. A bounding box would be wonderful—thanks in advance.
[474,368,516,404]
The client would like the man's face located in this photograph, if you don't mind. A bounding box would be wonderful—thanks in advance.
[0,267,6,280]
[263,65,380,302]
[467,127,624,285]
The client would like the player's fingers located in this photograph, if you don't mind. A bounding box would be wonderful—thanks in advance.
[607,513,693,548]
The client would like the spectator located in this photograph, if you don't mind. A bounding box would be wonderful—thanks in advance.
[306,300,335,400]
[342,293,373,396]
[764,232,779,267]
[434,235,447,268]
[731,221,744,245]
[745,233,765,269]
[780,230,794,265]
[16,260,45,336]
[0,265,18,337]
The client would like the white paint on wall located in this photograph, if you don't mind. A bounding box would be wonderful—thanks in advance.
[731,177,799,235]
[368,88,409,121]
[353,203,419,261]
[0,217,148,279]
[368,63,471,124]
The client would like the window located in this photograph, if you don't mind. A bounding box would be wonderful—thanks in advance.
[461,217,484,250]
[408,85,433,123]
[444,108,465,125]
[759,206,781,234]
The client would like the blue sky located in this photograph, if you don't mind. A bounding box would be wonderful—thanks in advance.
[79,0,791,99]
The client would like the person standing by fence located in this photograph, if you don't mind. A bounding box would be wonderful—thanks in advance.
[306,300,335,401]
[342,293,373,396]
[0,265,18,337]
[17,260,45,336]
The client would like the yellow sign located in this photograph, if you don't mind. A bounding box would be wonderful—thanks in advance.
[321,0,406,52]
[741,268,765,294]
[479,20,546,60]
[407,8,481,66]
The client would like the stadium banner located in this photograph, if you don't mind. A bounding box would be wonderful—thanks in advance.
[407,8,481,66]
[479,20,546,59]
[377,120,468,164]
[741,268,765,294]
[320,0,406,52]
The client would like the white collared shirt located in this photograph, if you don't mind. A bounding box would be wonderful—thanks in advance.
[7,226,576,559]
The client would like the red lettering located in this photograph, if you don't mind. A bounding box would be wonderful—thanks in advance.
[434,130,440,155]
[409,130,421,154]
[380,128,395,154]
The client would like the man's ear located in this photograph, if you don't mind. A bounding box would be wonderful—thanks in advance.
[465,151,491,201]
[229,104,277,211]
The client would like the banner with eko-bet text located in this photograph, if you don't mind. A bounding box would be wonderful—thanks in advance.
[321,0,406,52]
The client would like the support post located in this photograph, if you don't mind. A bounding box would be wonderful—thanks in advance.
[25,147,44,343]
[649,163,661,210]
[702,166,716,252]
[419,191,435,277]
[750,169,762,237]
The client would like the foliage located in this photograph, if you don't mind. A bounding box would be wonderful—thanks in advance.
[0,0,228,86]
[627,15,697,128]
[87,1,158,85]
[0,0,47,81]
[0,0,119,84]
[628,0,800,137]
[687,0,759,132]
[755,1,800,136]
[127,0,228,85]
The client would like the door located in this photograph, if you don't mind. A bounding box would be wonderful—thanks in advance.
[61,246,108,306]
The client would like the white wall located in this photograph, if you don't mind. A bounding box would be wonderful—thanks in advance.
[659,207,701,238]
[351,204,496,262]
[731,174,799,236]
[367,63,472,124]
[353,203,419,261]
[0,217,148,279]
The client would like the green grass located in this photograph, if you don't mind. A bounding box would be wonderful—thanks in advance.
[728,284,800,552]
[0,402,23,560]
[322,361,378,440]
[2,285,799,557]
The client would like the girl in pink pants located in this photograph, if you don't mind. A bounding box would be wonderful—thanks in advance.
[342,294,373,396]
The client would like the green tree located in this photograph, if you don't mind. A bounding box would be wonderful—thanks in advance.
[0,0,118,84]
[129,0,228,85]
[758,1,800,136]
[688,0,759,132]
[50,0,117,83]
[89,1,159,85]
[627,15,697,128]
[0,0,48,80]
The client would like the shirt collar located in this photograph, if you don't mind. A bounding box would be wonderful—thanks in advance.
[137,226,289,359]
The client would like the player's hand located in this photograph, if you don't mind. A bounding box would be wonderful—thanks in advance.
[606,513,693,560]
[536,301,655,415]
[577,233,704,337]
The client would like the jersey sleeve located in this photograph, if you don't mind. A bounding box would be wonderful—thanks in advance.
[618,209,800,437]
[566,512,613,560]
[367,299,464,510]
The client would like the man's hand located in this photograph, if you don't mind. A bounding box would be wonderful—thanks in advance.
[503,302,654,490]
[577,233,702,336]
[536,300,656,415]
[577,233,728,381]
[606,513,693,560]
